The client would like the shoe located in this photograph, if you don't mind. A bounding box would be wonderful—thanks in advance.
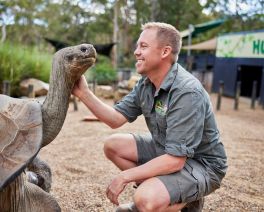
[181,197,204,212]
[115,202,139,212]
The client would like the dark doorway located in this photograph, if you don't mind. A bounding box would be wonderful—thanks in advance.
[236,65,263,97]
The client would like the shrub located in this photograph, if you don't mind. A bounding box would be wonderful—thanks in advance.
[0,42,52,96]
[87,55,117,85]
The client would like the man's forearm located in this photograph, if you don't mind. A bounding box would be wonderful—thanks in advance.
[80,89,127,128]
[120,154,186,184]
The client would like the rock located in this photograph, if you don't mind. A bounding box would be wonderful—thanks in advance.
[114,88,130,103]
[113,74,141,103]
[127,75,141,90]
[95,85,114,99]
[20,78,49,97]
[117,80,129,89]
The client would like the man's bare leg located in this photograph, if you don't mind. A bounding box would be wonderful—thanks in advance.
[133,177,186,212]
[105,134,187,212]
[104,133,138,171]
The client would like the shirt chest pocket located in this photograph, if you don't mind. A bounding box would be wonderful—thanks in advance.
[156,114,167,131]
[155,114,167,147]
[142,107,156,132]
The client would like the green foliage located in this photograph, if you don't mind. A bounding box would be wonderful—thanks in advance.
[87,55,117,85]
[0,42,52,96]
[203,0,264,32]
[1,0,263,70]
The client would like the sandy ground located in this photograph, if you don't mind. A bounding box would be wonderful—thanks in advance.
[39,94,264,212]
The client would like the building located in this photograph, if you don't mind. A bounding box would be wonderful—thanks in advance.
[212,30,264,105]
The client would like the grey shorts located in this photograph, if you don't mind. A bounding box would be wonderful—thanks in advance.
[133,133,222,205]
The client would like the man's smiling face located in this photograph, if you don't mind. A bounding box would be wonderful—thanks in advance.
[134,28,163,76]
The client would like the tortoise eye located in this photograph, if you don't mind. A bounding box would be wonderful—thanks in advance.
[80,46,88,53]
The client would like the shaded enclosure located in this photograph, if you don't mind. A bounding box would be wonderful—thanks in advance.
[212,57,264,103]
[237,65,262,98]
[212,30,264,105]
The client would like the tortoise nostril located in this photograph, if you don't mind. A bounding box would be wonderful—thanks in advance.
[80,46,88,53]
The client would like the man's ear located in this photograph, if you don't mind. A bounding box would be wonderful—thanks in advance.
[161,46,172,58]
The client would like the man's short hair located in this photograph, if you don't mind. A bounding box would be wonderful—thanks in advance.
[141,22,182,62]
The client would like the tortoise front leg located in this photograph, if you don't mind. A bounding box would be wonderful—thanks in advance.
[24,180,61,212]
[0,174,61,212]
[26,157,52,192]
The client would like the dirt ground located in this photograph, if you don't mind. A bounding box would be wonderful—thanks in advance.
[39,94,264,212]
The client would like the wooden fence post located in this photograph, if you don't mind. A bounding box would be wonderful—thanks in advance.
[73,96,78,111]
[216,80,224,111]
[234,81,241,110]
[2,80,11,96]
[251,81,257,109]
[92,79,97,94]
[28,84,35,98]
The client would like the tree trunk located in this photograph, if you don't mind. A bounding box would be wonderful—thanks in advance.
[112,0,119,69]
[1,24,6,43]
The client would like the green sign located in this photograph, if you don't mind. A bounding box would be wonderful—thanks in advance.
[216,31,264,58]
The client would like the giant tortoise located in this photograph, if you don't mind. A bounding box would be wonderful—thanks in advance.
[0,44,96,211]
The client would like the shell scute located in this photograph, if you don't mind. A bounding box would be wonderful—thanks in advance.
[0,95,42,190]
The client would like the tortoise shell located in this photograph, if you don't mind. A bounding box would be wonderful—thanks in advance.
[0,94,42,191]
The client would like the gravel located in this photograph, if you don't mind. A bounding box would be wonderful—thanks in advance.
[40,94,264,212]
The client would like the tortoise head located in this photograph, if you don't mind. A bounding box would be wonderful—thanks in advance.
[41,44,96,147]
[53,43,97,80]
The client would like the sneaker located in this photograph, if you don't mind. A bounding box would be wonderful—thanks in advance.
[115,202,139,212]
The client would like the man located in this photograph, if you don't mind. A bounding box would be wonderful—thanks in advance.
[72,22,227,212]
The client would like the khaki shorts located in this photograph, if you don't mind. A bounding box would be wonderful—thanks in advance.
[133,133,222,204]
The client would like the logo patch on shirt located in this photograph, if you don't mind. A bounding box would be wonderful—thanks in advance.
[155,100,167,116]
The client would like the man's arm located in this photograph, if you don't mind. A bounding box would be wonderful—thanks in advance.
[122,154,186,181]
[106,154,186,205]
[72,75,127,128]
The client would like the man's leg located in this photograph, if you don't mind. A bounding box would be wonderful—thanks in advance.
[116,176,205,212]
[104,133,138,171]
[133,177,186,212]
[132,159,209,212]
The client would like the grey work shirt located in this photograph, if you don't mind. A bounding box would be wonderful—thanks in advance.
[114,63,227,178]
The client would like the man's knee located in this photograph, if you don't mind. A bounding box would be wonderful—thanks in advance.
[104,133,136,157]
[134,194,157,212]
[134,192,186,212]
[134,190,166,212]
[103,134,121,158]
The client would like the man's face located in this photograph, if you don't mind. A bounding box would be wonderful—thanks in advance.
[134,28,163,76]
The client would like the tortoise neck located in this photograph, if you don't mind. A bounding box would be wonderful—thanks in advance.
[41,61,74,147]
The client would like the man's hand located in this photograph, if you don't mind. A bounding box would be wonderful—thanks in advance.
[72,75,89,99]
[106,174,128,205]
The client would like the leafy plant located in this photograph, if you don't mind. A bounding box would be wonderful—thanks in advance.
[0,42,52,96]
[87,55,117,85]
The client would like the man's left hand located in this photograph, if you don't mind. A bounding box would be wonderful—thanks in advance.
[106,174,128,205]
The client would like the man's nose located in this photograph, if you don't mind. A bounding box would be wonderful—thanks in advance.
[134,47,140,56]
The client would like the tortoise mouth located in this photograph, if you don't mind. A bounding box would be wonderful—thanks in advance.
[68,57,96,74]
[77,57,96,66]
[83,51,97,60]
[64,51,97,64]
[82,56,96,62]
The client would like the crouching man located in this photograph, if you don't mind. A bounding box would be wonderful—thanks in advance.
[72,22,227,212]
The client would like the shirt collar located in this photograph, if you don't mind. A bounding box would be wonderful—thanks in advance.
[143,63,178,91]
[160,62,178,91]
[143,76,151,85]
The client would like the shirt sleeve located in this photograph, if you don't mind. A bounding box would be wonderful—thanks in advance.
[165,89,206,158]
[114,82,142,123]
